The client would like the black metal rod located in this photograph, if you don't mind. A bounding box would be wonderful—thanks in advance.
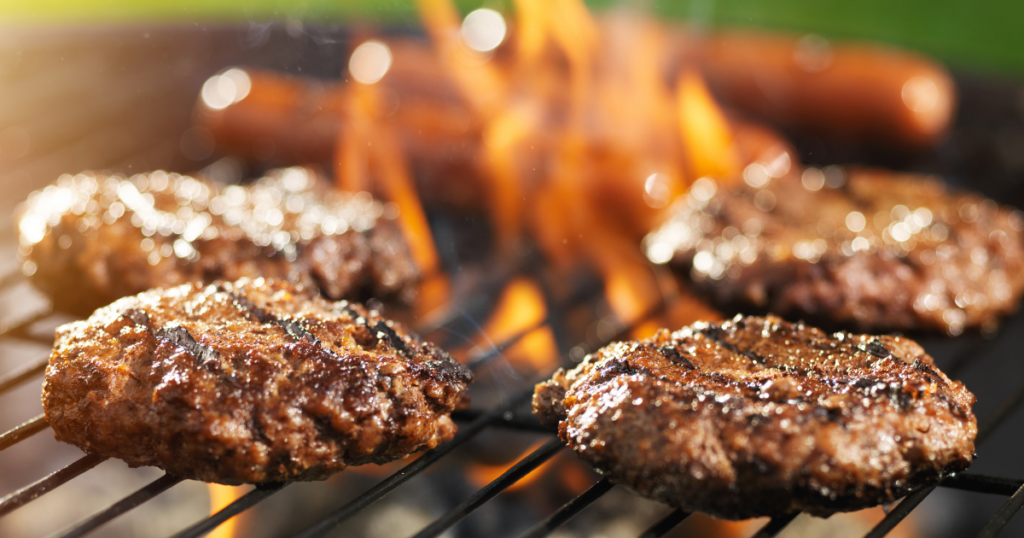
[863,486,935,538]
[975,481,1024,538]
[859,374,1024,537]
[941,473,1024,496]
[451,409,555,434]
[977,380,1024,446]
[409,437,565,538]
[0,414,49,452]
[751,513,799,538]
[0,356,48,395]
[291,388,537,538]
[170,482,288,538]
[465,319,548,371]
[0,307,52,339]
[0,453,107,518]
[517,478,614,538]
[637,509,691,538]
[56,473,183,538]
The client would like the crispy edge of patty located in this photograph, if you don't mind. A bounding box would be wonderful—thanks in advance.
[533,315,977,519]
[42,278,471,484]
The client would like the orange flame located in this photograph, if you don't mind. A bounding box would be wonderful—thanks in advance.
[205,484,250,538]
[334,56,450,317]
[466,439,555,492]
[678,68,741,181]
[468,277,558,372]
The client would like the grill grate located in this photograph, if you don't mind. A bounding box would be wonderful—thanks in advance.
[2,266,1024,538]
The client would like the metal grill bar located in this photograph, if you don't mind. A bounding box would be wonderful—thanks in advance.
[0,414,48,452]
[637,509,690,538]
[290,388,538,538]
[283,299,669,538]
[751,513,799,538]
[860,370,1024,537]
[0,453,107,518]
[976,381,1024,445]
[56,474,182,538]
[864,486,935,538]
[465,320,549,371]
[408,437,565,538]
[170,482,288,538]
[942,474,1024,496]
[0,356,47,395]
[0,308,52,339]
[516,478,614,538]
[976,482,1024,538]
[451,409,553,434]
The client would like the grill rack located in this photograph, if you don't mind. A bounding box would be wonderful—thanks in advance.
[1,257,1024,538]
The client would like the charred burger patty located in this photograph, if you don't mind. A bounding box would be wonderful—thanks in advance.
[644,168,1024,334]
[534,315,976,519]
[18,167,418,315]
[43,278,471,484]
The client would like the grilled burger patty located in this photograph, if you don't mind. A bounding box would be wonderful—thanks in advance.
[17,167,418,315]
[644,168,1024,334]
[533,315,976,519]
[43,278,472,484]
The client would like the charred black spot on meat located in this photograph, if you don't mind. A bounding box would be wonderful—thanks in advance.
[911,358,947,387]
[860,339,891,359]
[373,321,413,359]
[227,289,321,346]
[155,325,220,367]
[660,346,698,370]
[123,308,151,327]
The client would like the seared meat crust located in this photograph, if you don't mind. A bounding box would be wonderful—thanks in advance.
[43,278,471,484]
[644,168,1024,334]
[534,315,976,519]
[18,167,418,315]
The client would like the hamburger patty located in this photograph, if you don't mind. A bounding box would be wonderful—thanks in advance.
[533,315,976,519]
[17,167,418,315]
[643,168,1024,334]
[43,278,472,484]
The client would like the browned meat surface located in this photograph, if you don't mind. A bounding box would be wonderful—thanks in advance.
[533,315,976,519]
[43,278,471,484]
[17,167,418,315]
[644,168,1024,334]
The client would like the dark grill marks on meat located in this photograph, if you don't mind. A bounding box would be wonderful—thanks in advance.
[644,168,1024,334]
[42,278,472,484]
[17,167,418,315]
[123,307,221,367]
[533,315,977,519]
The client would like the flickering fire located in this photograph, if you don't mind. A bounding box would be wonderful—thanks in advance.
[334,42,451,317]
[464,277,558,372]
[205,484,250,538]
[466,440,554,493]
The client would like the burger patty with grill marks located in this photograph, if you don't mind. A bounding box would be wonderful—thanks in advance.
[533,315,976,519]
[17,167,418,316]
[643,168,1024,334]
[43,278,472,484]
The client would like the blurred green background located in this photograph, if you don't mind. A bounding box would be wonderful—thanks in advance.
[2,0,1022,78]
